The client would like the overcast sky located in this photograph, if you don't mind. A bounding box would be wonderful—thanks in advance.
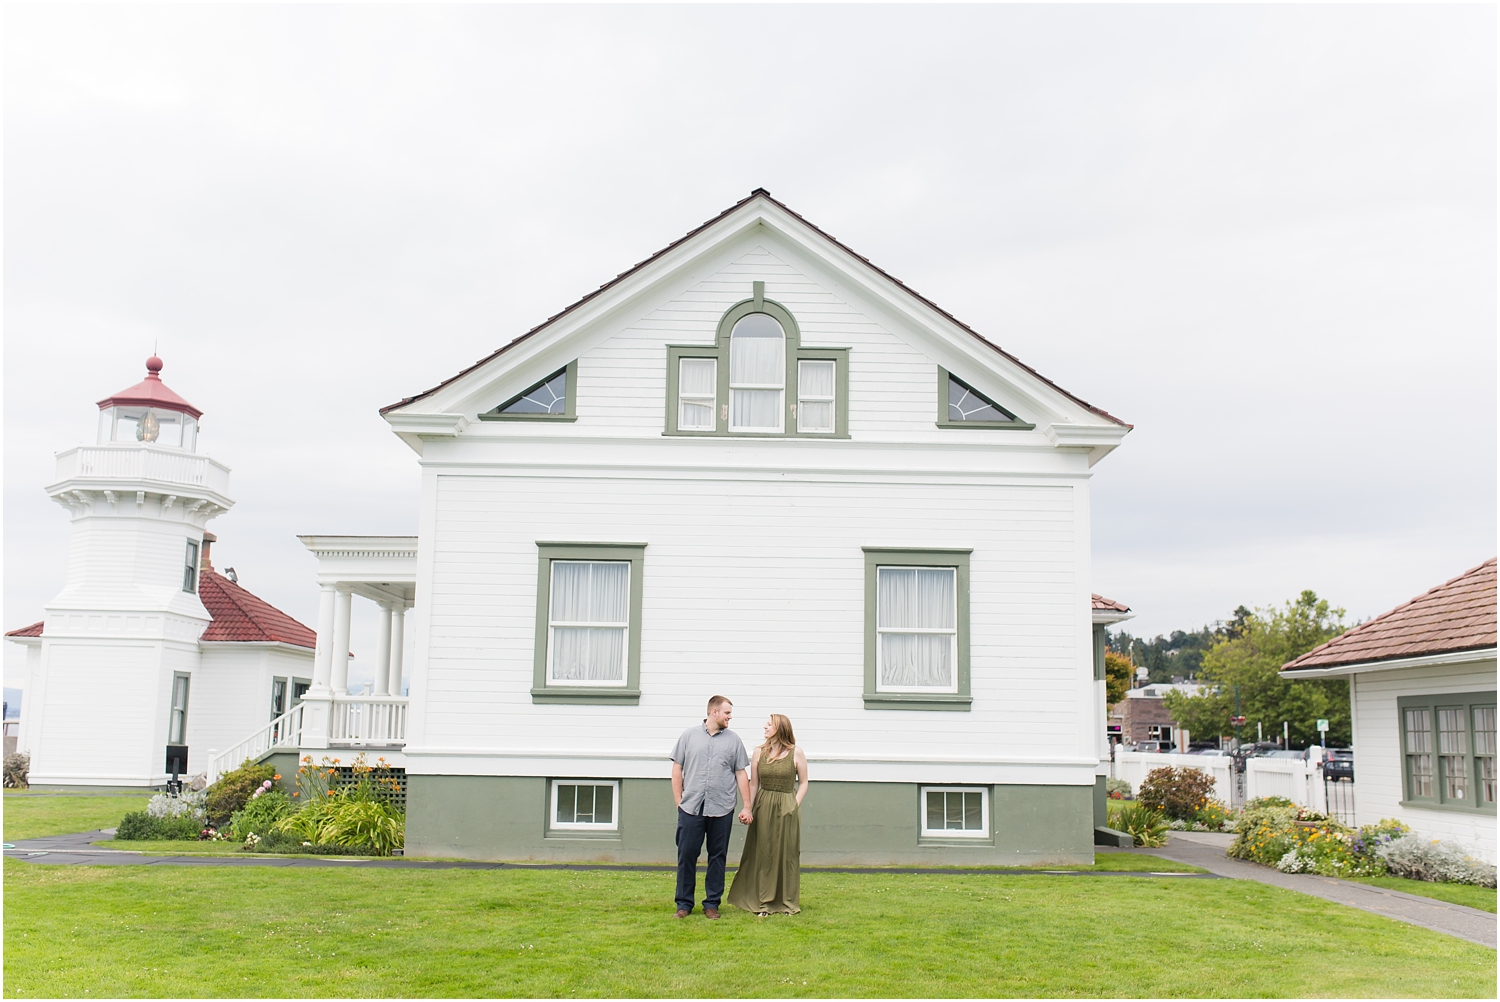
[5,4,1495,692]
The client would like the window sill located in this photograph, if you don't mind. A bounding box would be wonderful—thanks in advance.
[479,414,578,422]
[544,830,623,841]
[532,687,641,705]
[863,693,972,711]
[934,419,1037,430]
[918,835,995,847]
[1399,799,1498,817]
[661,430,852,440]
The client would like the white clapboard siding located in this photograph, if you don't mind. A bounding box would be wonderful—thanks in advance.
[416,471,1087,781]
[1351,658,1497,861]
[551,240,1045,440]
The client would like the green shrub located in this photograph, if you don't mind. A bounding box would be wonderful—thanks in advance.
[1114,803,1170,847]
[205,760,278,826]
[1194,799,1235,832]
[115,811,203,841]
[317,798,404,855]
[230,788,294,841]
[1138,766,1216,821]
[1105,777,1131,799]
[4,752,30,788]
[245,831,380,856]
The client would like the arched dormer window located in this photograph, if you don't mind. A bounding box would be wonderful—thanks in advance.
[665,282,849,438]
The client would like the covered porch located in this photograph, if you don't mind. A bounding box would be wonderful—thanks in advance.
[206,536,417,783]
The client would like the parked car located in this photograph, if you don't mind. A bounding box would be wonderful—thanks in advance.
[1323,748,1354,780]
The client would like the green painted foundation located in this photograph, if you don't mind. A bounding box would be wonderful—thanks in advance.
[406,776,1094,866]
[1094,774,1108,828]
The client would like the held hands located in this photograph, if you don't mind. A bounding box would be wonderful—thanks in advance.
[737,808,753,824]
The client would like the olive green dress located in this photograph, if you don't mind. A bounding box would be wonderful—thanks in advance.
[727,747,801,914]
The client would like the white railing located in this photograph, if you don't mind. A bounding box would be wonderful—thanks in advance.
[55,445,231,497]
[206,703,304,785]
[1111,750,1235,801]
[330,696,407,747]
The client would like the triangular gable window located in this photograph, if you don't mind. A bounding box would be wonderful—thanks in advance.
[938,369,1034,429]
[481,362,577,422]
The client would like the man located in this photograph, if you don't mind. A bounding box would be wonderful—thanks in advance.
[670,694,751,919]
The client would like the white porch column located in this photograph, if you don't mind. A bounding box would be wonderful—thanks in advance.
[330,586,353,695]
[311,583,336,694]
[372,602,394,696]
[389,603,406,696]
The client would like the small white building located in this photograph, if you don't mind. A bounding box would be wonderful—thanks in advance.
[1280,559,1497,862]
[5,357,317,786]
[376,189,1132,863]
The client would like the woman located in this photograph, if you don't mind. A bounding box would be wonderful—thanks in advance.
[727,713,809,915]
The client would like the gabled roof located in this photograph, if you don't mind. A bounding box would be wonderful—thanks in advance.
[381,189,1128,427]
[198,569,317,648]
[1282,559,1497,673]
[5,622,43,638]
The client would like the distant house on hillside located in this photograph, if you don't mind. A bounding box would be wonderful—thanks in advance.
[1280,559,1496,862]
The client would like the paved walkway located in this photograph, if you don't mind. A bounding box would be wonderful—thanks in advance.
[4,829,1221,878]
[1134,832,1496,948]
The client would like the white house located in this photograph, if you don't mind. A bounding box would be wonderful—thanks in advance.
[374,189,1131,863]
[1280,559,1497,862]
[5,357,317,786]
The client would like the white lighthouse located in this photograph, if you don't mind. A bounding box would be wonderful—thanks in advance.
[7,356,324,788]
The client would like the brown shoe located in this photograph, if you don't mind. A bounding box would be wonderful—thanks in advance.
[704,907,720,920]
[674,909,690,919]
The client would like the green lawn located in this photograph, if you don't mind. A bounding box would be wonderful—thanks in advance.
[3,793,151,841]
[1342,875,1497,913]
[3,864,1492,997]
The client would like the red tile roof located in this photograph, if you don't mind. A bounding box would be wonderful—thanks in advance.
[1283,559,1497,672]
[381,189,1129,428]
[97,355,203,419]
[1092,594,1131,613]
[198,569,317,648]
[5,621,43,638]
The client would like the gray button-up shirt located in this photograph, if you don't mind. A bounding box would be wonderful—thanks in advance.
[671,722,750,817]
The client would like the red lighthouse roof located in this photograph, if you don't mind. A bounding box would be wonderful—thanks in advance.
[96,356,203,420]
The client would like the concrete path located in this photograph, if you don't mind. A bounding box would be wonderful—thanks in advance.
[5,829,1223,877]
[1136,832,1496,948]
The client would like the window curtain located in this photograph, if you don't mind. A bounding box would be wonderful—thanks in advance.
[798,360,835,432]
[550,561,629,681]
[678,358,716,430]
[730,315,784,429]
[877,567,956,688]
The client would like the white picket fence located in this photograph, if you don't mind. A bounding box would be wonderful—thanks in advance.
[1112,751,1236,801]
[1112,748,1328,811]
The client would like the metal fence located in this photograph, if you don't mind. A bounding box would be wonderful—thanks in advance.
[1323,776,1356,826]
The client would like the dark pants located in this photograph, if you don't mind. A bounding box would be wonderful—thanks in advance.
[675,808,733,912]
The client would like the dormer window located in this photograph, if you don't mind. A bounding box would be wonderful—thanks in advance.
[666,283,848,438]
[480,361,578,422]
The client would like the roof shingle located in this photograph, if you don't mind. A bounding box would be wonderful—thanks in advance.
[5,621,43,638]
[198,570,317,648]
[1282,559,1497,672]
[1092,594,1130,613]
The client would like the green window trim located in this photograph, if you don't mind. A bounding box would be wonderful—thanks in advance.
[1397,691,1497,816]
[532,542,646,705]
[480,360,578,422]
[935,367,1036,430]
[862,547,972,711]
[664,282,850,439]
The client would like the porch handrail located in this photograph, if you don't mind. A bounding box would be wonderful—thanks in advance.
[206,702,304,785]
[330,695,407,747]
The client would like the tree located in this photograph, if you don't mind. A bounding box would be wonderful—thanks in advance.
[1163,591,1351,748]
[1104,650,1133,706]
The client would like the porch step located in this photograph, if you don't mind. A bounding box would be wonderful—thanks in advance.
[1095,825,1134,848]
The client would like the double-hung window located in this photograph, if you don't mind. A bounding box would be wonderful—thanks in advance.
[183,540,199,594]
[863,548,972,710]
[665,283,849,438]
[532,543,646,704]
[168,673,191,744]
[1399,693,1497,813]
